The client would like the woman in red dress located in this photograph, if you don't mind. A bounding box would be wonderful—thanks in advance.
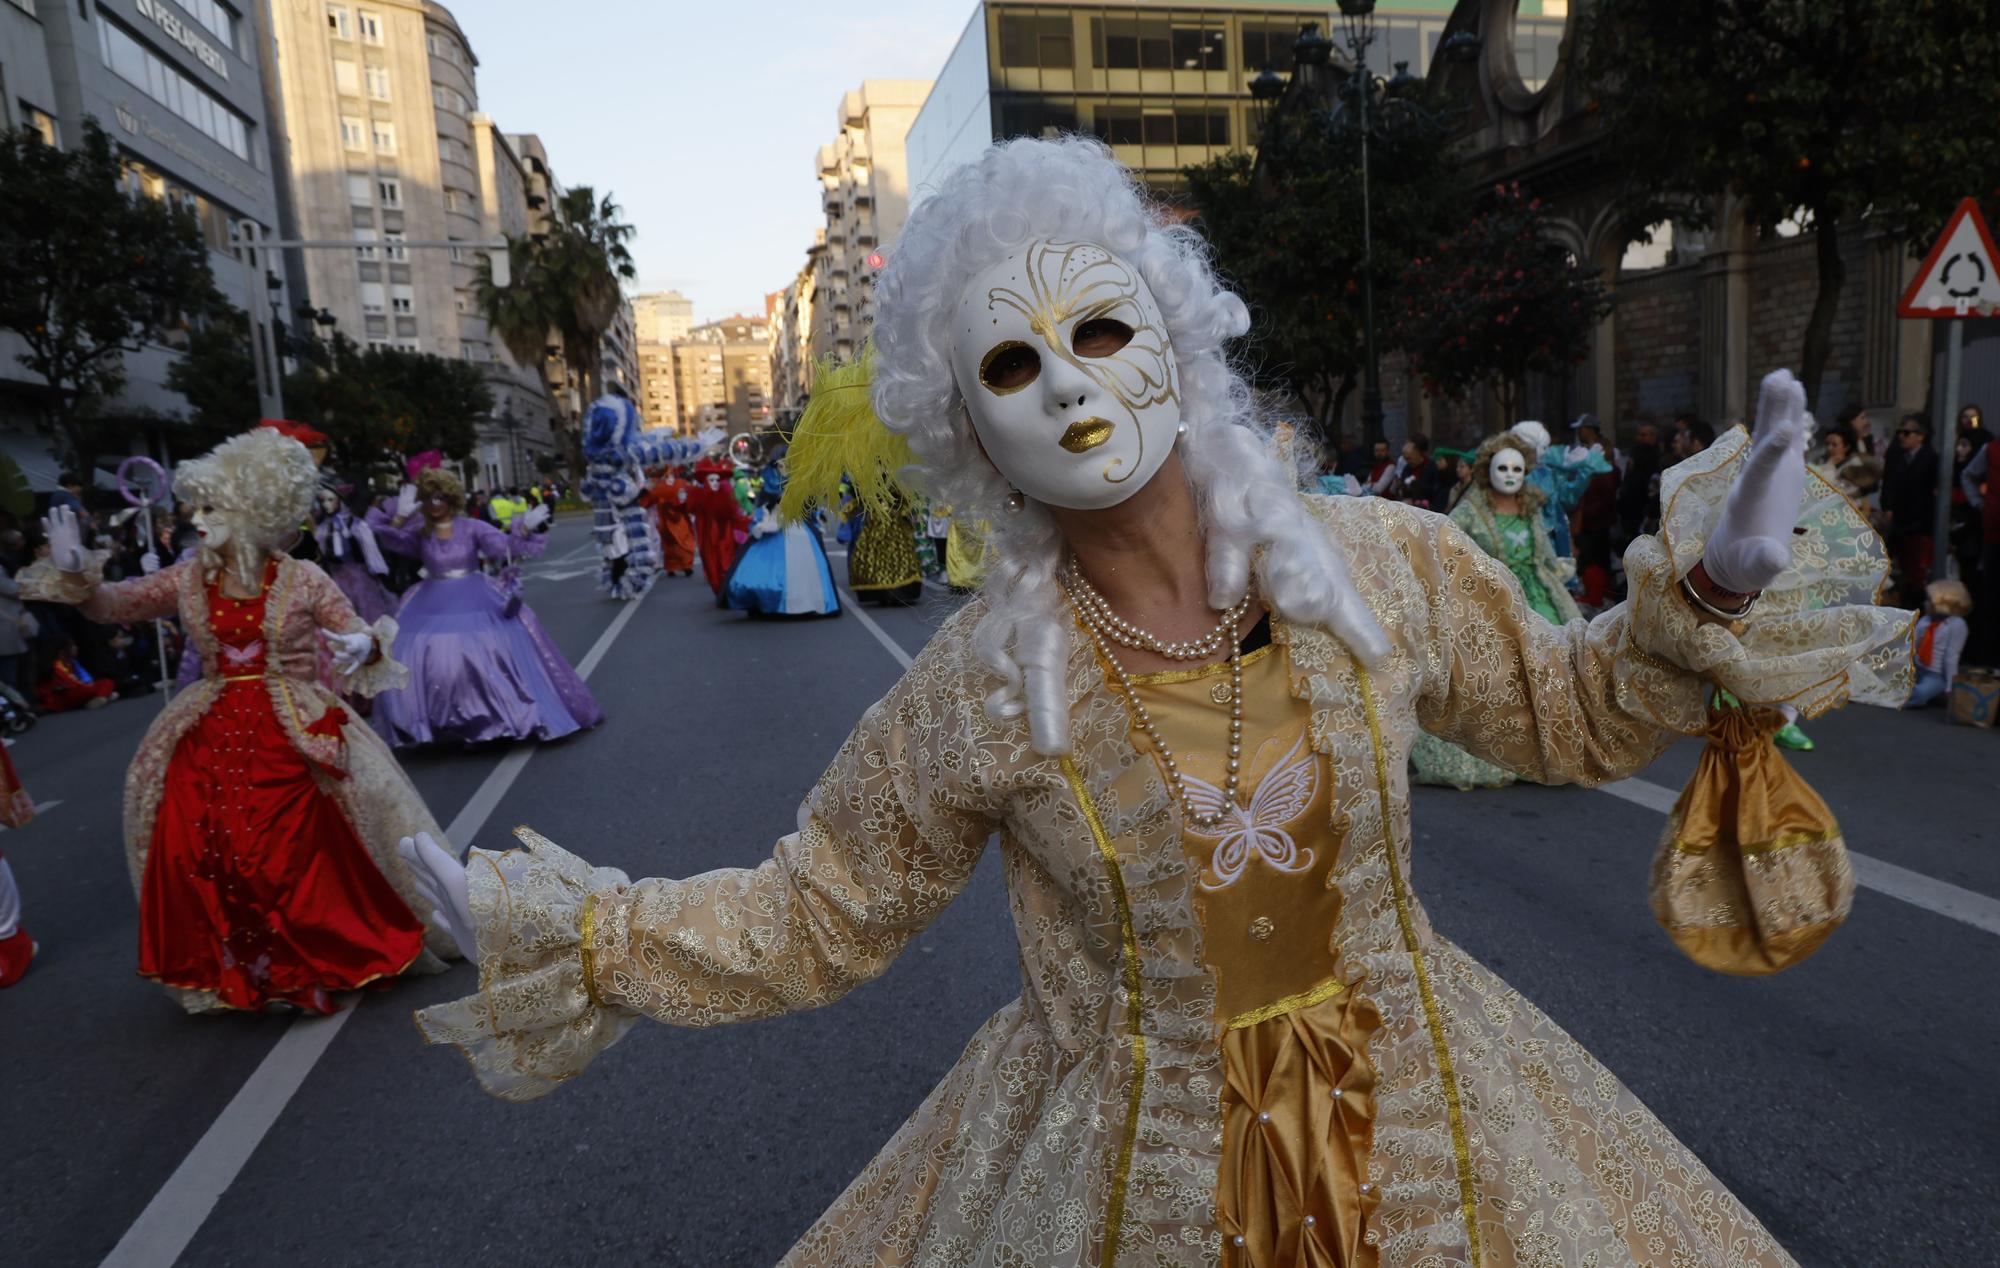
[29,429,457,1013]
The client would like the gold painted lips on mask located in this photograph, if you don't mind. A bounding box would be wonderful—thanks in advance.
[1059,417,1115,453]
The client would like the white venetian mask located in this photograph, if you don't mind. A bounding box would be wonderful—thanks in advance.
[192,504,234,551]
[949,239,1181,511]
[1489,447,1527,496]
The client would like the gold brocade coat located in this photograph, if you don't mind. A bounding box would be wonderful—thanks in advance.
[419,435,1909,1267]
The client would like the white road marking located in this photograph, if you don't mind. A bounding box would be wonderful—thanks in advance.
[0,799,62,831]
[100,591,648,1268]
[839,588,914,671]
[1601,777,1999,936]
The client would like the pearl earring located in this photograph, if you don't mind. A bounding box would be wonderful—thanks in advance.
[1005,487,1024,514]
[1176,422,1188,437]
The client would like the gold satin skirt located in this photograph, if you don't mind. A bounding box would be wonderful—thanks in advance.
[1215,985,1384,1267]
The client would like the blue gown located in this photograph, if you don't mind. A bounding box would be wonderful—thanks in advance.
[721,466,841,618]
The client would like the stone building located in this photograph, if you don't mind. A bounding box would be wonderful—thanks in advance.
[1407,0,1935,444]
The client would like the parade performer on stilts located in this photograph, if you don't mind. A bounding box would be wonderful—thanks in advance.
[580,396,659,600]
[26,429,460,1014]
[686,454,749,600]
[1410,426,1584,790]
[780,351,924,606]
[367,466,602,748]
[645,466,698,578]
[400,138,1908,1267]
[720,449,841,617]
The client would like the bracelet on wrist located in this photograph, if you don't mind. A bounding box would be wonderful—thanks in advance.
[1680,571,1758,622]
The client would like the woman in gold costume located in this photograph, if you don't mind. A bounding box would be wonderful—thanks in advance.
[400,139,1907,1267]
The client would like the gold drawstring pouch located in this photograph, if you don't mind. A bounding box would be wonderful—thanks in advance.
[1648,704,1852,975]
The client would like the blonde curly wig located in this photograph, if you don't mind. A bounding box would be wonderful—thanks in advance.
[1468,429,1550,515]
[416,466,466,514]
[175,428,317,590]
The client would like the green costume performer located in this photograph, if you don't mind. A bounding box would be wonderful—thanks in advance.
[1411,428,1583,790]
[846,490,924,605]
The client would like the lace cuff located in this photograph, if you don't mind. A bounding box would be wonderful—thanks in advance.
[17,551,109,604]
[414,828,638,1102]
[1626,428,1914,718]
[338,615,410,697]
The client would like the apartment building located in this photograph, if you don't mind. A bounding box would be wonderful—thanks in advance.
[672,315,772,434]
[632,289,694,431]
[809,80,929,368]
[261,0,556,485]
[0,0,286,480]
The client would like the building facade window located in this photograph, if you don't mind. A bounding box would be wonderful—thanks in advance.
[390,283,413,314]
[333,58,359,95]
[383,232,407,261]
[98,16,252,160]
[340,115,365,149]
[346,172,372,204]
[22,103,57,147]
[180,0,239,55]
[370,119,395,152]
[356,9,384,45]
[998,13,1072,68]
[360,281,385,314]
[326,5,349,40]
[365,64,391,100]
[352,228,378,259]
[377,177,401,207]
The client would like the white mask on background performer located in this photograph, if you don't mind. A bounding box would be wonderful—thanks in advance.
[949,239,1182,509]
[1489,445,1528,496]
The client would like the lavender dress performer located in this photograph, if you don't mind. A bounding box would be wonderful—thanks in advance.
[314,490,399,626]
[368,469,603,747]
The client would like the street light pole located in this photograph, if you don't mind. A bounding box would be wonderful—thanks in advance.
[1343,6,1386,450]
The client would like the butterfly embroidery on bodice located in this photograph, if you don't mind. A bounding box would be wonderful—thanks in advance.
[1185,730,1319,891]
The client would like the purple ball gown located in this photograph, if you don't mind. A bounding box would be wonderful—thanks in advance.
[367,512,603,747]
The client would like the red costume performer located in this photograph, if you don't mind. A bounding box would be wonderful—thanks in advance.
[26,429,457,1014]
[686,457,749,597]
[645,469,698,577]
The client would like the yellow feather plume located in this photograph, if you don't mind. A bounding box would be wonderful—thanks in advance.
[778,344,919,525]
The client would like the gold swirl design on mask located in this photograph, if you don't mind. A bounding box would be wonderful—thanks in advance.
[986,240,1179,484]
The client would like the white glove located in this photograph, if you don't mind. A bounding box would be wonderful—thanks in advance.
[396,832,477,964]
[1703,370,1810,595]
[320,627,375,675]
[139,550,161,575]
[43,506,88,573]
[394,483,419,520]
[517,504,550,532]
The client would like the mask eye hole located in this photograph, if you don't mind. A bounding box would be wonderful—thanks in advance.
[979,340,1041,394]
[1072,317,1133,358]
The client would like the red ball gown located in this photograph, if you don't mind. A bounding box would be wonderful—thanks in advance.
[21,550,460,1014]
[142,565,425,1012]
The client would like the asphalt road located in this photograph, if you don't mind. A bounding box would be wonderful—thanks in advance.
[4,513,1995,1268]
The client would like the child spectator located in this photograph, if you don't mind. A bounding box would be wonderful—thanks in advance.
[34,640,116,713]
[1905,579,1970,709]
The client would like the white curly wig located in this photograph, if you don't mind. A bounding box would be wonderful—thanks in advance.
[874,136,1377,755]
[175,427,318,590]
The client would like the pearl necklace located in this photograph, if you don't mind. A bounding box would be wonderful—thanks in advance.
[1063,566,1250,660]
[1060,568,1251,832]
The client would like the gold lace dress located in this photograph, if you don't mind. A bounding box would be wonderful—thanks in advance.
[417,432,1909,1267]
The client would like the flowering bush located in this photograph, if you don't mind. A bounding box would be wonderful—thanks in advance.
[1394,182,1609,420]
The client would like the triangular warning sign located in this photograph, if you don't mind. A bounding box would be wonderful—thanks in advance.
[1899,198,2000,318]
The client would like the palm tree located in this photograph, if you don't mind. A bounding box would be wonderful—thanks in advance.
[475,186,637,447]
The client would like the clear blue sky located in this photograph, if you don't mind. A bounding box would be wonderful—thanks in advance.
[465,0,973,323]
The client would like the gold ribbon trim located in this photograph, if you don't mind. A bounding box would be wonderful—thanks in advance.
[1224,977,1346,1031]
[1355,663,1482,1264]
[1061,756,1146,1268]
